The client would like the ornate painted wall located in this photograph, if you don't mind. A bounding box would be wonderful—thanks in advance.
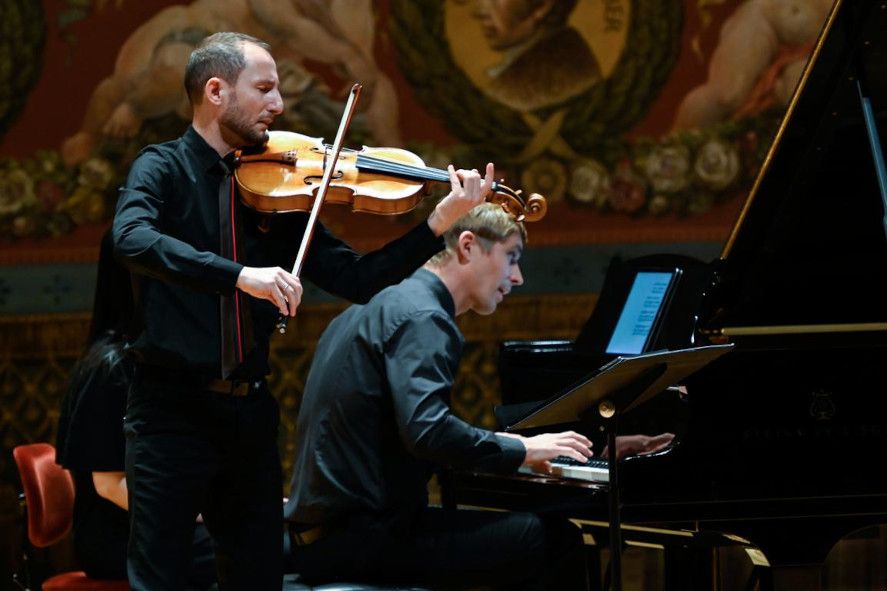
[0,1,840,585]
[0,0,831,509]
[0,0,832,260]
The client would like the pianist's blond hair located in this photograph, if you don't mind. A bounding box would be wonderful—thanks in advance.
[426,203,527,267]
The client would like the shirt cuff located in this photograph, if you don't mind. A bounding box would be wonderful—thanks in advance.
[214,257,244,295]
[494,433,527,472]
[409,220,445,256]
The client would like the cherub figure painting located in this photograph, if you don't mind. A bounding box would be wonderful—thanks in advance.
[61,0,400,166]
[673,0,833,130]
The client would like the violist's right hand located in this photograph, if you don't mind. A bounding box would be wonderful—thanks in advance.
[236,266,303,316]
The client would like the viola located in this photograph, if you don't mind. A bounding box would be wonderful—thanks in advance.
[243,83,545,335]
[233,130,547,222]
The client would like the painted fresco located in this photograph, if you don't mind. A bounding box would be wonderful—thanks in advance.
[0,0,833,261]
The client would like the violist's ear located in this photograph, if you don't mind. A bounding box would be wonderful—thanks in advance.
[205,77,225,106]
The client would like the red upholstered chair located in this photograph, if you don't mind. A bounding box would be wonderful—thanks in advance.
[12,443,130,590]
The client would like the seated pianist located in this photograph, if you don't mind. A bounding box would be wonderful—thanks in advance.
[283,204,593,590]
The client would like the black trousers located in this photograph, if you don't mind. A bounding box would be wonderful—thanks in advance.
[288,507,587,590]
[124,374,283,591]
[77,520,216,590]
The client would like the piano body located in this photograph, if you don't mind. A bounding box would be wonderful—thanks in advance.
[450,0,887,588]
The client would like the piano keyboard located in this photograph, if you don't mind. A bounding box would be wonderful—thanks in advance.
[519,456,610,483]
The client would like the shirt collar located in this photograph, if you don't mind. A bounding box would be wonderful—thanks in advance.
[413,268,456,318]
[182,126,231,173]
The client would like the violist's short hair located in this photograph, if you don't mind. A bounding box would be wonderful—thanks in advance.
[426,203,527,267]
[184,32,271,105]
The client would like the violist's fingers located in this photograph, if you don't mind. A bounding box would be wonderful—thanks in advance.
[464,170,480,198]
[448,164,460,192]
[284,280,303,317]
[272,284,288,316]
[482,162,495,196]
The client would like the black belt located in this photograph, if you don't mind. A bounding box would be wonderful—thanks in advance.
[138,365,261,397]
[288,522,327,547]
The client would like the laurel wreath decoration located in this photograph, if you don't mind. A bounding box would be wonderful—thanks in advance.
[0,0,46,141]
[389,0,683,163]
[387,1,785,219]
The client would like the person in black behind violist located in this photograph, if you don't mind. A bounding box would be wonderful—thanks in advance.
[55,231,216,589]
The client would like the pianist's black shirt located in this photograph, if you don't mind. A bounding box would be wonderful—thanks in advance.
[284,269,526,526]
[113,126,444,379]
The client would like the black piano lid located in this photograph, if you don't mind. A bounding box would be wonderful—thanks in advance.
[709,0,887,333]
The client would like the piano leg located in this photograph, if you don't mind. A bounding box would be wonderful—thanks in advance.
[586,546,603,591]
[663,546,715,591]
[720,516,878,591]
[770,565,821,591]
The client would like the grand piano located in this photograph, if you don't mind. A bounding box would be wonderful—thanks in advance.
[448,0,887,588]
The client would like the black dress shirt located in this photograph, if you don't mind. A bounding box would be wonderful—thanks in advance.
[284,269,525,526]
[113,127,444,379]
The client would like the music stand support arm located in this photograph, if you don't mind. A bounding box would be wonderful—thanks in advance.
[579,362,666,591]
[604,411,622,591]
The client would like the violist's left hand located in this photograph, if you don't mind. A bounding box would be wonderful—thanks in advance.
[427,162,495,236]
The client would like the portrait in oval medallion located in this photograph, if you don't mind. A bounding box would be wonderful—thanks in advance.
[391,0,682,163]
[445,0,630,112]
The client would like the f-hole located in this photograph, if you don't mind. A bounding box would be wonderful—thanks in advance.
[304,171,344,185]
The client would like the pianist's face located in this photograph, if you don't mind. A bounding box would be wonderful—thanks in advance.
[466,232,524,315]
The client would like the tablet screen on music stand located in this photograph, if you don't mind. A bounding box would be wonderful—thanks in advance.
[605,271,678,355]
